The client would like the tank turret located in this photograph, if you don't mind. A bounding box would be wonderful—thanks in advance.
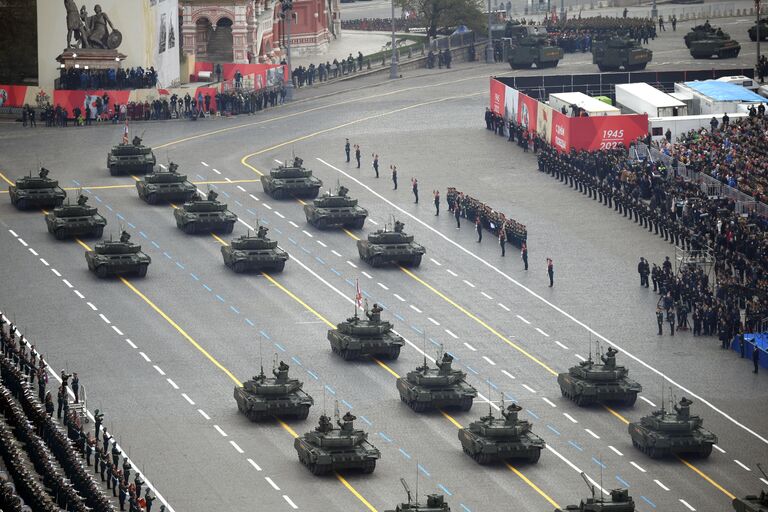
[107,136,156,175]
[84,230,151,278]
[46,194,107,239]
[234,359,314,420]
[732,464,768,512]
[628,397,717,458]
[328,302,404,360]
[684,21,715,47]
[174,189,237,234]
[557,347,642,406]
[221,226,289,273]
[591,37,652,71]
[357,220,425,267]
[459,401,545,464]
[136,162,197,204]
[396,353,477,412]
[9,167,67,210]
[294,409,380,475]
[385,479,452,512]
[749,18,768,41]
[503,23,563,69]
[260,156,323,199]
[304,185,368,229]
[555,473,635,512]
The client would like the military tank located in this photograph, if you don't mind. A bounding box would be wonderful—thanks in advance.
[304,185,368,229]
[557,347,642,406]
[328,303,404,360]
[174,190,237,234]
[396,353,477,412]
[107,136,156,175]
[9,167,66,210]
[732,464,768,512]
[628,397,717,458]
[504,22,563,69]
[357,220,426,267]
[555,473,635,512]
[384,479,451,512]
[234,359,314,420]
[135,162,197,204]
[85,230,151,278]
[684,22,716,48]
[45,194,107,240]
[749,19,768,41]
[260,157,323,199]
[221,226,289,273]
[294,410,380,475]
[689,28,741,59]
[591,37,652,72]
[459,402,545,464]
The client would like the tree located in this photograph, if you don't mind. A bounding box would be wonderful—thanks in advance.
[395,0,484,39]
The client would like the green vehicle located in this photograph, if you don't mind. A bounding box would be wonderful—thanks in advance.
[504,23,563,69]
[459,402,545,464]
[385,480,451,512]
[628,397,717,458]
[396,353,477,412]
[174,190,237,234]
[592,37,652,72]
[555,473,635,512]
[557,347,642,406]
[234,360,313,421]
[135,162,197,204]
[45,194,107,240]
[221,226,288,273]
[732,464,768,511]
[304,185,368,229]
[328,303,404,360]
[684,22,716,48]
[749,19,768,41]
[107,136,156,176]
[260,157,322,199]
[9,167,66,210]
[294,411,380,475]
[357,220,425,267]
[85,230,151,278]
[689,27,741,59]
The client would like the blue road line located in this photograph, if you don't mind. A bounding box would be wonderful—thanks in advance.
[315,256,326,265]
[274,343,286,352]
[230,305,240,314]
[568,440,583,451]
[190,273,200,281]
[504,392,517,402]
[197,174,205,180]
[418,464,430,477]
[615,475,630,488]
[362,290,371,298]
[393,313,405,321]
[116,213,125,220]
[215,294,225,303]
[446,351,457,360]
[175,262,185,270]
[260,330,271,340]
[210,184,219,189]
[359,415,372,426]
[245,318,254,327]
[526,409,539,420]
[379,302,388,309]
[301,246,311,254]
[345,278,354,286]
[261,219,269,225]
[291,356,302,366]
[72,179,81,186]
[202,284,212,292]
[126,222,135,229]
[247,209,256,216]
[324,384,336,395]
[486,379,498,390]
[331,268,341,276]
[288,238,298,245]
[429,338,441,347]
[163,252,172,259]
[546,424,561,436]
[94,196,102,203]
[221,191,230,198]
[235,200,243,207]
[399,448,411,460]
[466,365,479,375]
[105,205,113,211]
[274,227,282,234]
[640,496,656,508]
[411,325,423,334]
[151,241,160,249]
[340,399,353,409]
[437,484,453,497]
[591,457,606,469]
[139,231,148,239]
[307,370,319,380]
[378,432,393,443]
[461,505,471,512]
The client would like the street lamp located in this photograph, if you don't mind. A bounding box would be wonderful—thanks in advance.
[390,0,398,78]
[757,0,762,82]
[486,0,493,63]
[282,0,294,101]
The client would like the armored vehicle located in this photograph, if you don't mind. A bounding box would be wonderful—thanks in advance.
[136,162,197,204]
[174,190,237,234]
[221,226,289,273]
[504,23,563,69]
[689,28,741,59]
[328,303,404,360]
[749,19,768,41]
[628,397,717,458]
[396,353,477,412]
[234,360,313,420]
[557,347,642,406]
[732,465,768,512]
[357,220,426,267]
[260,157,323,199]
[294,411,380,475]
[107,136,156,175]
[45,194,107,240]
[384,479,451,512]
[592,37,652,71]
[459,402,545,464]
[684,23,716,47]
[9,167,66,210]
[85,230,151,278]
[304,185,368,229]
[555,473,635,512]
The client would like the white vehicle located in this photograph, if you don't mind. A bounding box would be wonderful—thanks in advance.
[615,83,688,117]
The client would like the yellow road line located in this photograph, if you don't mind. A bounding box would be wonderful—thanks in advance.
[0,179,259,194]
[0,172,15,186]
[130,175,140,182]
[440,411,463,429]
[343,228,361,241]
[373,357,400,379]
[261,272,337,330]
[677,456,736,500]
[336,474,377,512]
[603,406,629,425]
[277,419,299,439]
[211,233,228,246]
[506,463,561,509]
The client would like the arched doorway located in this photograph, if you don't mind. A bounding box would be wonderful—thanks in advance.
[195,17,212,57]
[207,17,234,62]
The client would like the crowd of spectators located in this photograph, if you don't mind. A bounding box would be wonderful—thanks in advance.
[446,187,528,247]
[58,67,159,90]
[540,16,657,53]
[341,17,424,32]
[291,52,367,87]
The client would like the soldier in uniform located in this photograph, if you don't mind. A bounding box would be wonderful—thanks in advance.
[656,307,664,335]
[94,408,104,440]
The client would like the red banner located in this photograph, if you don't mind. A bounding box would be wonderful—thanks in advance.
[489,79,505,116]
[0,85,30,108]
[517,93,538,134]
[52,90,132,117]
[550,110,570,152]
[568,114,648,151]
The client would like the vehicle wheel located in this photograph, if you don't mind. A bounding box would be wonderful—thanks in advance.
[95,265,108,278]
[273,261,285,272]
[146,193,157,205]
[225,223,234,234]
[624,394,637,407]
[233,261,246,273]
[272,190,284,200]
[342,349,358,361]
[353,218,365,229]
[528,449,541,464]
[699,444,712,458]
[411,255,422,267]
[315,218,326,230]
[183,224,195,234]
[410,401,427,413]
[54,228,67,240]
[146,164,154,173]
[15,199,28,210]
[361,460,376,474]
[461,397,473,412]
[295,406,310,421]
[476,453,491,465]
[388,346,401,360]
[109,166,119,176]
[648,447,661,459]
[309,189,320,199]
[311,463,329,476]
[136,264,148,277]
[370,256,382,267]
[93,226,104,238]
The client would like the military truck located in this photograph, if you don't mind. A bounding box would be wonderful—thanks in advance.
[294,411,380,475]
[689,27,741,58]
[396,353,477,412]
[504,23,563,69]
[9,167,66,210]
[135,162,197,204]
[684,22,716,48]
[85,231,151,278]
[304,185,368,229]
[555,472,635,512]
[234,359,314,420]
[328,303,404,360]
[45,194,107,240]
[628,397,717,458]
[174,190,237,234]
[749,19,768,41]
[732,464,768,512]
[384,479,451,512]
[260,157,323,199]
[459,402,545,464]
[107,136,156,175]
[557,347,642,406]
[221,226,289,273]
[592,37,652,71]
[357,220,426,267]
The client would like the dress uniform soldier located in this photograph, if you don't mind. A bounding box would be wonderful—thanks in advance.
[344,139,350,162]
[372,154,379,177]
[123,459,132,484]
[667,309,676,336]
[85,433,93,465]
[454,205,461,229]
[656,308,664,335]
[44,391,54,417]
[433,190,440,215]
[105,460,113,487]
[145,489,156,512]
[547,258,554,287]
[102,431,112,454]
[135,473,144,497]
[391,165,397,190]
[521,241,529,270]
[112,441,121,467]
[94,409,104,440]
[57,384,66,418]
[71,372,79,403]
[499,230,506,257]
[754,343,760,373]
[476,217,482,243]
[119,479,128,510]
[101,450,109,481]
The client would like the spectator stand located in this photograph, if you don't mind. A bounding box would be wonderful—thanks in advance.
[730,333,768,369]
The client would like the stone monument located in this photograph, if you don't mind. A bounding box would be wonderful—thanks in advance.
[57,1,126,72]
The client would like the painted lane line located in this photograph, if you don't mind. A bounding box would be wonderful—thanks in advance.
[522,384,537,394]
[249,194,259,201]
[541,397,557,408]
[630,461,646,473]
[17,238,28,247]
[535,328,550,337]
[331,250,342,257]
[139,352,151,362]
[462,280,475,288]
[430,258,442,266]
[575,354,587,362]
[428,317,440,326]
[393,294,405,302]
[516,315,531,324]
[761,478,768,487]
[568,440,584,452]
[213,169,222,175]
[481,292,493,300]
[62,279,73,288]
[263,204,272,210]
[640,396,657,407]
[214,425,228,437]
[446,269,458,277]
[316,240,327,247]
[237,185,246,192]
[654,479,670,491]
[463,342,477,351]
[201,161,209,167]
[437,484,452,497]
[409,304,422,313]
[734,460,751,471]
[166,378,179,390]
[198,409,210,420]
[615,475,630,489]
[584,429,600,440]
[74,290,85,299]
[28,248,38,256]
[556,341,569,350]
[546,445,608,496]
[346,260,357,268]
[713,445,726,454]
[501,370,515,380]
[302,230,314,238]
[8,229,17,237]
[547,425,561,436]
[483,356,496,366]
[399,448,412,459]
[51,269,61,277]
[181,393,195,405]
[498,303,510,311]
[99,313,111,324]
[230,440,245,454]
[640,496,656,508]
[445,329,458,339]
[378,432,393,443]
[367,219,378,225]
[125,339,137,349]
[265,477,280,491]
[153,365,166,376]
[283,496,298,509]
[248,458,262,471]
[274,159,283,165]
[592,457,606,469]
[361,271,372,279]
[39,258,49,266]
[563,413,578,424]
[609,446,623,457]
[679,499,696,511]
[275,211,285,219]
[111,325,124,336]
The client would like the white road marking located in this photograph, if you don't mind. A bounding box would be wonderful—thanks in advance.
[39,258,49,266]
[483,356,496,366]
[248,458,262,471]
[316,240,327,247]
[463,342,477,351]
[430,258,442,266]
[445,329,458,339]
[497,303,510,311]
[393,294,405,302]
[201,161,209,167]
[331,250,342,257]
[234,185,246,192]
[575,354,587,362]
[367,219,378,225]
[99,313,111,324]
[8,229,17,237]
[545,445,609,496]
[159,164,167,170]
[361,271,372,279]
[542,397,557,408]
[713,444,726,454]
[139,351,151,362]
[516,315,531,324]
[29,248,38,256]
[630,461,646,473]
[679,499,696,511]
[230,441,244,454]
[62,279,73,288]
[640,396,657,407]
[17,238,27,247]
[283,496,298,509]
[126,339,137,349]
[535,328,550,337]
[167,378,179,389]
[462,279,475,288]
[74,290,85,299]
[198,409,210,420]
[224,177,231,182]
[51,269,61,277]
[274,159,283,165]
[563,413,578,423]
[734,460,751,471]
[302,230,314,238]
[249,194,259,201]
[428,317,440,326]
[409,304,422,313]
[265,477,280,491]
[346,260,357,268]
[584,429,600,439]
[556,341,569,350]
[182,393,195,405]
[275,211,285,219]
[501,370,515,380]
[214,425,228,437]
[111,325,124,335]
[377,282,389,290]
[654,479,670,491]
[153,365,166,376]
[608,446,623,457]
[213,169,222,175]
[761,478,768,487]
[263,204,272,210]
[480,292,493,299]
[288,221,299,228]
[87,302,97,310]
[522,384,537,393]
[446,269,458,277]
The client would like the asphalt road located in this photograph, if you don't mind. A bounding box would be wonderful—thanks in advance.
[0,17,766,512]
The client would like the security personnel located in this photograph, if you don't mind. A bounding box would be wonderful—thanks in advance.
[656,307,664,335]
[344,139,350,162]
[476,217,482,243]
[499,230,506,257]
[521,241,529,270]
[57,384,66,418]
[94,409,104,440]
[145,489,156,512]
[667,308,676,336]
[754,343,760,374]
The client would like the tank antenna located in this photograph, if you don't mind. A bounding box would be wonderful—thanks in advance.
[660,378,664,413]
[488,381,493,418]
[757,463,767,481]
[579,471,595,500]
[399,477,412,505]
[258,335,263,376]
[588,333,592,362]
[415,459,419,506]
[422,330,428,369]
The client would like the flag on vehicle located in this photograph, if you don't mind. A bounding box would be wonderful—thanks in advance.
[355,279,362,309]
[122,119,129,144]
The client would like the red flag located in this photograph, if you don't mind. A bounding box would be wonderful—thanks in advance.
[355,279,362,309]
[122,119,129,144]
